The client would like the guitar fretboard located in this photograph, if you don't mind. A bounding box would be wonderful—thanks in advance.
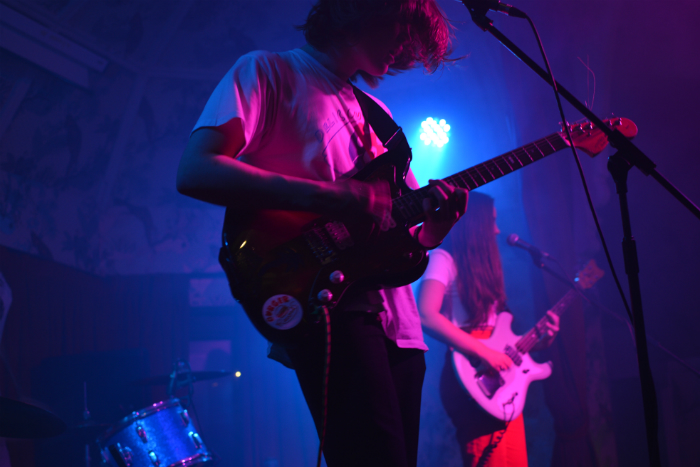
[515,288,578,355]
[393,132,570,224]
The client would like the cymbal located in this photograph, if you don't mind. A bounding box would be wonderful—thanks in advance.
[72,420,112,442]
[133,370,233,386]
[0,396,67,438]
[74,420,112,435]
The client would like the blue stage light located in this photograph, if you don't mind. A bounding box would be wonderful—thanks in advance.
[420,117,450,148]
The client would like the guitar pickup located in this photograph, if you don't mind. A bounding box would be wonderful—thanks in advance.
[476,370,505,399]
[504,345,523,366]
[324,221,354,250]
[303,229,337,265]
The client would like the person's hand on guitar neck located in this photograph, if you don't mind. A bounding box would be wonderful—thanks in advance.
[416,179,469,249]
[531,310,560,351]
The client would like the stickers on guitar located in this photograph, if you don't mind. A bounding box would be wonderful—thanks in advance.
[262,294,303,330]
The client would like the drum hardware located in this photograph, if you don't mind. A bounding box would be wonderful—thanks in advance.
[98,359,221,466]
[108,443,133,467]
[98,398,215,467]
[73,419,113,448]
[82,380,96,467]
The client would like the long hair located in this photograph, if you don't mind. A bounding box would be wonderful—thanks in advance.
[444,192,506,329]
[297,0,455,87]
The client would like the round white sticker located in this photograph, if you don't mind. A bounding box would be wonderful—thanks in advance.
[262,294,303,330]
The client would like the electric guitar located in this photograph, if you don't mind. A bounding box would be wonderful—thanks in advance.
[220,119,636,345]
[452,259,605,421]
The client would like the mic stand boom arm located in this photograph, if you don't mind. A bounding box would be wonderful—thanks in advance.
[465,4,699,218]
[533,251,700,379]
[457,5,700,467]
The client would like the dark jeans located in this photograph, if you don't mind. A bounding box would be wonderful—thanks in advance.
[287,311,426,467]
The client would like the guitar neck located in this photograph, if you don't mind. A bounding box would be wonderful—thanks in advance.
[393,131,570,225]
[515,288,578,355]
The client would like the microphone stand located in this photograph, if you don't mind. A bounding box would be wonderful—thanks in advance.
[459,3,700,466]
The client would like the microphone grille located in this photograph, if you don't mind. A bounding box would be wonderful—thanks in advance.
[506,233,519,246]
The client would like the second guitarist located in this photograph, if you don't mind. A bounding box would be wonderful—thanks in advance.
[417,192,560,467]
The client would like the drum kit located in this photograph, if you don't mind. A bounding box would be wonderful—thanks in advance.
[1,360,230,466]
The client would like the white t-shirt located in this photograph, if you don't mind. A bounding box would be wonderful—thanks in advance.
[423,248,497,329]
[193,49,427,351]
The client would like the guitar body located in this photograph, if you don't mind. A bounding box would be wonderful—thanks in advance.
[219,138,429,346]
[451,312,552,421]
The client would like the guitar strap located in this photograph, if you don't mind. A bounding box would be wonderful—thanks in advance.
[350,84,402,147]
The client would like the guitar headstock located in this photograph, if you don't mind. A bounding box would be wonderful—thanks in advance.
[563,118,638,157]
[575,259,605,290]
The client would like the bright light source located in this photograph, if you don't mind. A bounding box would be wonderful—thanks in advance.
[235,371,241,377]
[420,117,450,148]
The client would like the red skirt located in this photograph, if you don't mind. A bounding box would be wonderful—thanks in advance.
[440,327,528,467]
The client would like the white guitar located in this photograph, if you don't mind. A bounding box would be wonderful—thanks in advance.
[452,260,604,421]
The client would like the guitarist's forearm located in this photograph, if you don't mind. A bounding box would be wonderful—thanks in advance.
[422,312,493,358]
[418,280,492,358]
[178,153,330,210]
[178,136,385,216]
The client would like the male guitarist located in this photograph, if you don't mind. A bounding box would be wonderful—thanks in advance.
[418,192,560,467]
[176,1,467,466]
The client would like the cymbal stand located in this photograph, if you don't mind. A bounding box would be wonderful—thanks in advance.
[166,359,209,450]
[83,381,91,467]
[167,359,194,408]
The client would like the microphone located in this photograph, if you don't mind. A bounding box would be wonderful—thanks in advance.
[506,234,550,259]
[459,0,527,19]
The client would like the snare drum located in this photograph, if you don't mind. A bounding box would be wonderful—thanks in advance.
[99,399,214,467]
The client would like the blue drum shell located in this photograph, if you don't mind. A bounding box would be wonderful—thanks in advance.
[99,399,214,467]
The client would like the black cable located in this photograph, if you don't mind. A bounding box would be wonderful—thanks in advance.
[474,406,514,467]
[316,305,331,467]
[523,14,634,325]
[522,13,662,467]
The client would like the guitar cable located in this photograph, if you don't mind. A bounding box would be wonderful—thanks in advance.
[522,13,634,324]
[474,405,514,467]
[316,305,331,467]
[521,13,666,467]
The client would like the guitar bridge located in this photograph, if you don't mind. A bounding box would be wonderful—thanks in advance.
[324,221,354,250]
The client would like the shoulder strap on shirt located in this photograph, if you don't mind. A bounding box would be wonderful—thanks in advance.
[350,84,401,146]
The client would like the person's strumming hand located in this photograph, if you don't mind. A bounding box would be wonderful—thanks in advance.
[417,179,468,248]
[329,179,393,230]
[480,347,513,372]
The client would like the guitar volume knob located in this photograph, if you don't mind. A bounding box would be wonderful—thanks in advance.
[329,271,345,284]
[317,289,333,302]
